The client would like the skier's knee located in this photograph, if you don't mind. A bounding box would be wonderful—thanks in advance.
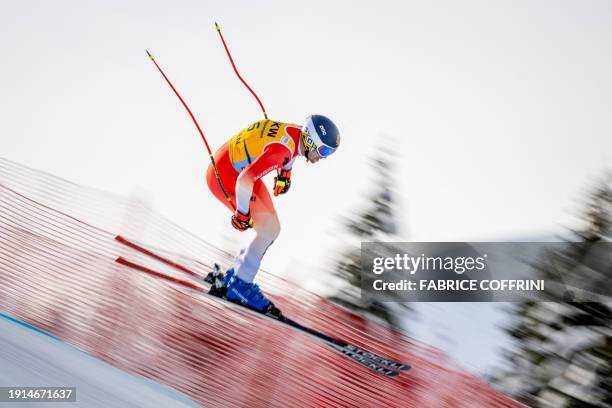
[262,217,280,241]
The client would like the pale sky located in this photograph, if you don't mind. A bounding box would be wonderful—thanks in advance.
[1,0,611,273]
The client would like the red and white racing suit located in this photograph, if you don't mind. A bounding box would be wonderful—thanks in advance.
[206,120,302,282]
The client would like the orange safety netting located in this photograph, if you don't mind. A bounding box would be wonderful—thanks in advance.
[0,158,523,407]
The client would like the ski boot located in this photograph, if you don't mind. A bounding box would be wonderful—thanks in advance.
[225,274,282,318]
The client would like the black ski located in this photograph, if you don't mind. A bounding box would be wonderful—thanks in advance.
[114,235,411,376]
[282,316,410,372]
[205,265,409,373]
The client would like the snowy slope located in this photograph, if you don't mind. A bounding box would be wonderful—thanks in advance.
[0,313,200,408]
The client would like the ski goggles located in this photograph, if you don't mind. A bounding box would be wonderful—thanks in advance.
[316,144,337,158]
[302,126,337,158]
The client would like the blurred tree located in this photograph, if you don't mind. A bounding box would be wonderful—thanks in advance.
[327,143,411,330]
[493,174,612,407]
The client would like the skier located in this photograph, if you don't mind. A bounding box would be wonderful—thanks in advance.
[206,115,340,313]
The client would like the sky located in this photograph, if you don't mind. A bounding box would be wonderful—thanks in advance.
[1,0,611,374]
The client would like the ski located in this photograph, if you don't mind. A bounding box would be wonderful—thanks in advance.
[205,264,410,372]
[114,235,410,371]
[115,257,402,377]
[114,235,411,375]
[281,316,410,372]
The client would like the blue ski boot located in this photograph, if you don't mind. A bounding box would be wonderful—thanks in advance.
[225,274,273,313]
[222,268,235,286]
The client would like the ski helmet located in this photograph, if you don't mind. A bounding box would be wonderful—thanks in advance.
[302,114,340,158]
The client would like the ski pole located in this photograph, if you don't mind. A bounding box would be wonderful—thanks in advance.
[215,22,268,120]
[145,50,235,211]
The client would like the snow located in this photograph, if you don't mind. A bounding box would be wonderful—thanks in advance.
[0,313,200,408]
[542,326,605,359]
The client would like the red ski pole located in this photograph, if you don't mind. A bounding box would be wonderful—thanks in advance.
[215,22,269,120]
[145,50,235,211]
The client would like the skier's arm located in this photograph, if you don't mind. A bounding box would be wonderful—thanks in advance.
[235,143,293,214]
[282,157,295,172]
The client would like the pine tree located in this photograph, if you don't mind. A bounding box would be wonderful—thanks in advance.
[494,174,612,407]
[327,143,411,329]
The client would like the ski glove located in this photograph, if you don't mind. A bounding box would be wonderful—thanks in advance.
[231,210,253,231]
[273,169,292,196]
